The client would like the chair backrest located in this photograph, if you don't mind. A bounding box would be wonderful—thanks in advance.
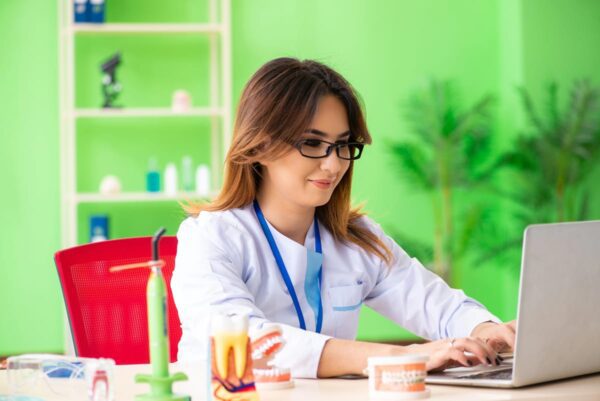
[54,236,181,365]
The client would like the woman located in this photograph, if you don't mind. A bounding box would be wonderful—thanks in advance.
[172,57,516,378]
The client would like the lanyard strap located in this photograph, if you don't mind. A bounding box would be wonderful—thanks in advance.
[253,200,323,333]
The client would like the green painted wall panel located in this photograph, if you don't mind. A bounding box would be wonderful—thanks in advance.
[0,1,63,355]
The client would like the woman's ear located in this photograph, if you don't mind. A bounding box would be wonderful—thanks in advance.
[252,162,265,174]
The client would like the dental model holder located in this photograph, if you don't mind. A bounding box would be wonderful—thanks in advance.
[110,228,190,401]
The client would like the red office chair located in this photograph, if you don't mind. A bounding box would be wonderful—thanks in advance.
[54,236,182,365]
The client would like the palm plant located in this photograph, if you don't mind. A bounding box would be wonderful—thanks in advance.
[474,81,600,269]
[389,80,499,282]
[505,81,600,223]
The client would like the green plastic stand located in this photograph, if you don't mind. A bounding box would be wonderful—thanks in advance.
[135,371,190,401]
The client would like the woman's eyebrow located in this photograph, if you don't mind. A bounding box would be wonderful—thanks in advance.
[305,128,351,138]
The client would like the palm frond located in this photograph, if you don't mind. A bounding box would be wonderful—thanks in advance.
[545,82,561,131]
[388,141,435,191]
[386,229,434,267]
[448,95,495,142]
[453,204,486,261]
[517,86,547,134]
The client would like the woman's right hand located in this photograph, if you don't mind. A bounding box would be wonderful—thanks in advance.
[404,337,503,372]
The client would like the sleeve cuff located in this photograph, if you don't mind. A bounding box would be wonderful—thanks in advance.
[273,324,332,379]
[450,307,502,338]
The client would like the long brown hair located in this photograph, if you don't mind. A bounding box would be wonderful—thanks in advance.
[184,57,393,264]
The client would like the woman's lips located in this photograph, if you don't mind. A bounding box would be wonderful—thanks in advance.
[310,180,332,189]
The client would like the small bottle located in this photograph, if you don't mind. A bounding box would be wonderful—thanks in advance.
[146,158,160,192]
[195,164,211,197]
[164,163,178,196]
[181,156,194,192]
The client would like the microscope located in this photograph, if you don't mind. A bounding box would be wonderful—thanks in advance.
[101,52,122,108]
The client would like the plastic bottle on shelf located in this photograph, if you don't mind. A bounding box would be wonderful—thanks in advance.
[147,158,160,193]
[181,156,194,192]
[164,163,178,196]
[195,164,211,197]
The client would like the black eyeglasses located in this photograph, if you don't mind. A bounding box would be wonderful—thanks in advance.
[294,138,365,160]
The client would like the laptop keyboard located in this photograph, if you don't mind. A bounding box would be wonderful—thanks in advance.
[456,368,513,380]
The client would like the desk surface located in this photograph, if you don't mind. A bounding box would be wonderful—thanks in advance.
[2,363,600,401]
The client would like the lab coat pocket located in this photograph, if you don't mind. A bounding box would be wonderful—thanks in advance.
[328,283,363,338]
[328,283,364,312]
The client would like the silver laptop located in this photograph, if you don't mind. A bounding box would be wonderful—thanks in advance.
[427,220,600,387]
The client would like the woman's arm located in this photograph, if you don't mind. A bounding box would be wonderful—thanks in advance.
[317,336,502,377]
[317,338,400,377]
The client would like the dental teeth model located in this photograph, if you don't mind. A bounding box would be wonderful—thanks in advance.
[367,355,430,400]
[210,314,259,401]
[250,324,294,390]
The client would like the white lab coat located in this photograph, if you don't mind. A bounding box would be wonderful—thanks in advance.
[171,203,500,378]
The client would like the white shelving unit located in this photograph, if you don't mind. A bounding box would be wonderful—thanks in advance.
[72,23,223,34]
[75,191,218,203]
[74,107,224,118]
[58,0,232,248]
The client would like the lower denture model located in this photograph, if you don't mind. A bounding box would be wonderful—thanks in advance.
[250,324,294,390]
[210,314,260,401]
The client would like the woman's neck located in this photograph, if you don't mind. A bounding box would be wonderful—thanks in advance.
[256,188,315,245]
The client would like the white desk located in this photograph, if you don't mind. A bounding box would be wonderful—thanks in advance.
[2,363,600,401]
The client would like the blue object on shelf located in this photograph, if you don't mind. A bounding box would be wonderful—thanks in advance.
[147,158,161,192]
[147,171,160,192]
[73,0,89,23]
[89,0,106,23]
[90,215,109,243]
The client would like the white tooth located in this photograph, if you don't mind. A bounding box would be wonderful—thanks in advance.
[211,314,234,334]
[230,314,249,333]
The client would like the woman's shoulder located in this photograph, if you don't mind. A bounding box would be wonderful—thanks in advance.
[177,203,256,242]
[321,213,385,253]
[345,213,410,268]
[352,213,387,237]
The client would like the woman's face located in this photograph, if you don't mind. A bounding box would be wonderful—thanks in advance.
[260,95,351,209]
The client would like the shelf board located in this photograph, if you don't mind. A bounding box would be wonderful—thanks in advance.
[74,107,223,118]
[75,192,214,203]
[71,23,223,34]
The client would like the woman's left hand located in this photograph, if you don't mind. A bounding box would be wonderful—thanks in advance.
[470,320,517,352]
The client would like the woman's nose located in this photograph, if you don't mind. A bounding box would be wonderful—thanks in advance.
[320,151,343,174]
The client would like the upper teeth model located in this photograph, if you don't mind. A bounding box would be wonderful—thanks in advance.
[250,324,294,389]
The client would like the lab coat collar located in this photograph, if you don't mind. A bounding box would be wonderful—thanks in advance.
[259,214,317,252]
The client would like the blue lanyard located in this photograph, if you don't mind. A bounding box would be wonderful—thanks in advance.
[253,200,323,333]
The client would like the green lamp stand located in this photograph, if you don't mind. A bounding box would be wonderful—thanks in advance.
[112,228,190,401]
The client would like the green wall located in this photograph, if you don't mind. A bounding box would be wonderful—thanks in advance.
[1,0,599,355]
[0,1,63,355]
